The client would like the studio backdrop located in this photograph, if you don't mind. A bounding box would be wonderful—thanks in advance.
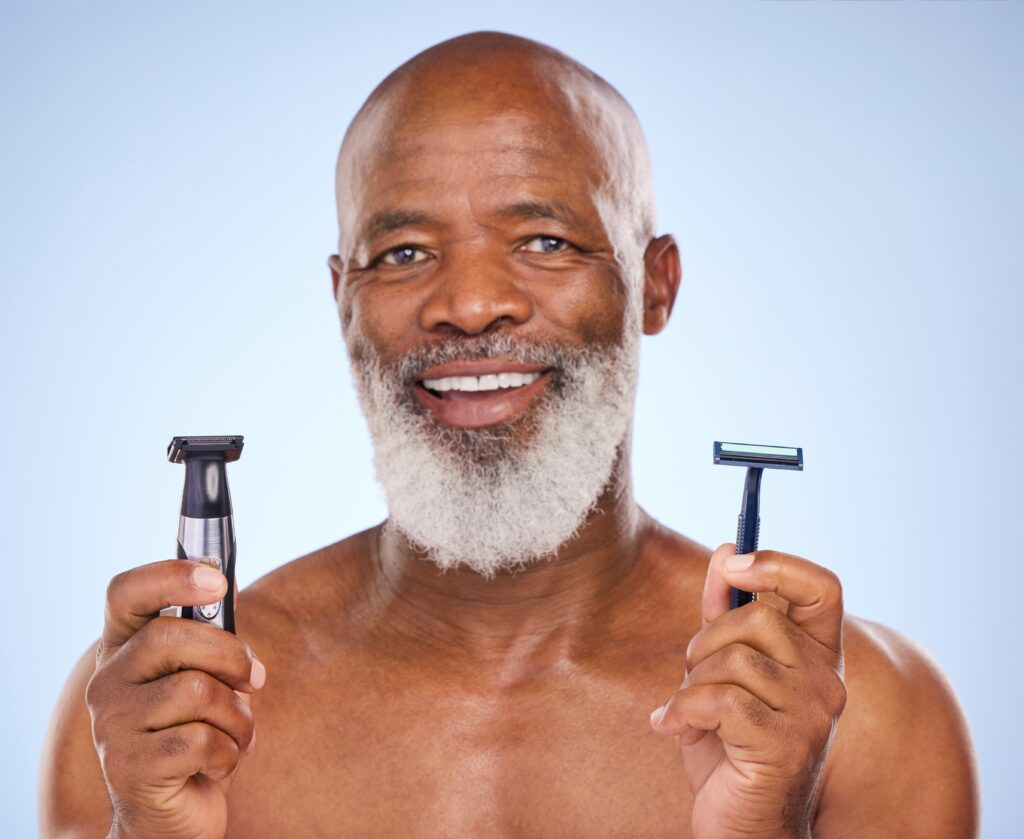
[1,2,1020,836]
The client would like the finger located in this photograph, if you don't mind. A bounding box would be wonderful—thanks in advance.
[651,683,782,753]
[102,559,227,651]
[681,642,796,713]
[700,543,739,627]
[139,670,255,754]
[721,550,844,655]
[687,600,804,671]
[144,721,241,784]
[115,616,265,693]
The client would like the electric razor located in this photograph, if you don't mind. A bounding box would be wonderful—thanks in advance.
[167,435,244,633]
[714,441,803,609]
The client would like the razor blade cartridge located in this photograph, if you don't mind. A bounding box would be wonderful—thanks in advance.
[714,441,803,471]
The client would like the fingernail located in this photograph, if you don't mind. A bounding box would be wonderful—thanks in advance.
[724,552,755,572]
[193,564,225,591]
[250,657,266,690]
[247,728,256,753]
[650,703,668,727]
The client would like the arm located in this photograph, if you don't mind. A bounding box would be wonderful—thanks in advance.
[812,617,979,838]
[39,643,113,838]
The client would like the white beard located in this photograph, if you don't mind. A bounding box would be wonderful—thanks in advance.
[347,328,639,577]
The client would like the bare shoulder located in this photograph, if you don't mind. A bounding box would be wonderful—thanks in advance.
[234,524,380,653]
[814,615,980,838]
[39,639,107,838]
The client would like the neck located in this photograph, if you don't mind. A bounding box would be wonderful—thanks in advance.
[363,451,651,675]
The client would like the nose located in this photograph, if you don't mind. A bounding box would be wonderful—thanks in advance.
[418,252,533,335]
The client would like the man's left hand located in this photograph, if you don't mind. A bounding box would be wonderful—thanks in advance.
[651,543,847,839]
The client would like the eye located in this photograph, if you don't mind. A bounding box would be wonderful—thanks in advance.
[522,236,569,254]
[378,245,427,266]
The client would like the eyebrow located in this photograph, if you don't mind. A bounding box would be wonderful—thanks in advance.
[495,199,583,228]
[361,208,436,242]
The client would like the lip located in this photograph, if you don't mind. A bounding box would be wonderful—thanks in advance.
[413,364,552,429]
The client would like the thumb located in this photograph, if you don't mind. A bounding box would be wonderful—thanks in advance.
[701,543,739,626]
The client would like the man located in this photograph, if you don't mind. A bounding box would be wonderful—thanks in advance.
[40,32,979,838]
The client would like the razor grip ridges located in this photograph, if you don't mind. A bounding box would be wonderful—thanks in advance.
[732,513,760,609]
[735,513,760,556]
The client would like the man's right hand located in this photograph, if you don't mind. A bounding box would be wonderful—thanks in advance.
[85,559,265,839]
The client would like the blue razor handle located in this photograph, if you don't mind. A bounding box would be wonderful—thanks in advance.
[732,467,763,609]
[713,442,804,610]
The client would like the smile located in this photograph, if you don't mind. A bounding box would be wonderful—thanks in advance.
[422,371,542,393]
[413,361,551,429]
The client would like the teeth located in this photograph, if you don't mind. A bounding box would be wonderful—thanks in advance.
[422,372,541,393]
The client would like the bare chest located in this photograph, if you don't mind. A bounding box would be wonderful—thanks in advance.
[224,657,694,837]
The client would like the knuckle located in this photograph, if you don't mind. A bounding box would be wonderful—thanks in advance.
[719,643,748,674]
[237,702,255,742]
[749,601,779,632]
[178,669,213,709]
[89,696,131,745]
[105,570,131,607]
[717,685,772,728]
[84,670,105,710]
[228,638,254,679]
[213,737,242,780]
[84,672,129,734]
[826,673,848,715]
[157,616,187,648]
[158,729,193,758]
[821,568,844,607]
[684,637,699,671]
[136,616,171,653]
[189,722,214,755]
[748,649,781,681]
[716,685,741,716]
[742,695,772,728]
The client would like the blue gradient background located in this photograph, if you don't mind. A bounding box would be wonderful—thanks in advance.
[2,2,1021,836]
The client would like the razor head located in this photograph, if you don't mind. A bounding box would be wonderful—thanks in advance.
[168,435,244,464]
[714,441,803,471]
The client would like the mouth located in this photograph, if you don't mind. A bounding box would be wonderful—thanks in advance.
[413,359,552,429]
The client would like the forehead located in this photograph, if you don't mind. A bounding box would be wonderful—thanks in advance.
[336,81,618,242]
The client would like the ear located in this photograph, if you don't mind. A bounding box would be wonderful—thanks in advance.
[328,254,343,298]
[641,234,681,335]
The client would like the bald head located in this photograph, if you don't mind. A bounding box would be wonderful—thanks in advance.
[334,32,656,266]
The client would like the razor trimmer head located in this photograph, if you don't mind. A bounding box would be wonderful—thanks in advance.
[168,435,244,463]
[714,441,803,471]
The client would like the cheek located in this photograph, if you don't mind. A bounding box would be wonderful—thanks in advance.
[534,264,630,346]
[343,282,421,361]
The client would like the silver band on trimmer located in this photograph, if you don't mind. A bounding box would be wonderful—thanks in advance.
[176,514,235,630]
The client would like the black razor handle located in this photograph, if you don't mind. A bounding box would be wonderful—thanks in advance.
[168,437,243,633]
[730,467,763,609]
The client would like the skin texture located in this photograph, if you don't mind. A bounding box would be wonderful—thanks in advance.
[39,32,979,838]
